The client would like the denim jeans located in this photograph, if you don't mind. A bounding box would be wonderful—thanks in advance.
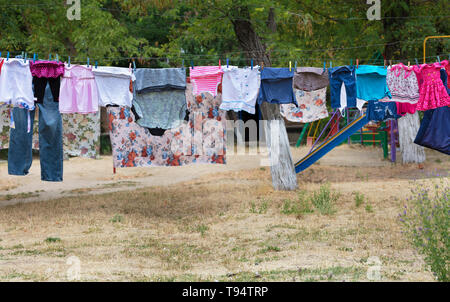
[328,65,356,109]
[8,83,63,181]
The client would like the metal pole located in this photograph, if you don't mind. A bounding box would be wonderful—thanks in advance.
[423,35,450,63]
[308,110,338,154]
[296,123,309,147]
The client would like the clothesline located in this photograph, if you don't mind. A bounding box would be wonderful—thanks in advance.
[2,36,442,60]
[3,52,449,71]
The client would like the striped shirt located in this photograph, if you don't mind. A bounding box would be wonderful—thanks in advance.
[190,66,223,96]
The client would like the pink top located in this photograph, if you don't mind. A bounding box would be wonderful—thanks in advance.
[29,60,65,78]
[396,102,417,116]
[446,64,450,89]
[189,66,223,96]
[386,63,420,103]
[413,60,450,111]
[59,65,99,114]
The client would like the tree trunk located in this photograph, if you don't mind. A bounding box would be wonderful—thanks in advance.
[230,6,298,191]
[398,112,426,164]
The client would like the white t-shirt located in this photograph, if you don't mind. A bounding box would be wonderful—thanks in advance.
[93,66,136,107]
[339,81,366,114]
[0,58,35,109]
[220,65,260,114]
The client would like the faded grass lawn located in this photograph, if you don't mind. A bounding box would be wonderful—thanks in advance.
[0,164,447,282]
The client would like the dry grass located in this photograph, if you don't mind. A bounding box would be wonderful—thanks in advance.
[0,159,448,281]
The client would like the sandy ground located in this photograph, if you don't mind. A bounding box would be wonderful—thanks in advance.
[1,144,439,207]
[0,145,448,282]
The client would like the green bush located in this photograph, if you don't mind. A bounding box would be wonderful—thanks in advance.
[399,181,449,281]
[310,184,339,215]
[280,192,313,216]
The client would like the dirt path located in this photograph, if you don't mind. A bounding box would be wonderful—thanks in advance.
[0,145,447,207]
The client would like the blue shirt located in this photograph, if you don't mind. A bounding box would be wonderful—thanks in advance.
[257,68,297,105]
[356,65,391,101]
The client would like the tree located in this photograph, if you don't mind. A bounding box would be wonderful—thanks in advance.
[398,112,426,165]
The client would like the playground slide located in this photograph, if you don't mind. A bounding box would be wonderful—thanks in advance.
[295,114,369,173]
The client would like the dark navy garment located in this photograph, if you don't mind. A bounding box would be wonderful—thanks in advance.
[414,69,450,155]
[366,100,399,122]
[8,83,63,181]
[328,65,357,109]
[257,67,296,106]
[441,68,450,95]
[414,106,450,155]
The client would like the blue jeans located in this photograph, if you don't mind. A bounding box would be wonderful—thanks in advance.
[366,100,399,122]
[8,84,63,181]
[328,65,356,109]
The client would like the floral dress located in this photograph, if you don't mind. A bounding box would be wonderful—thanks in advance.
[280,87,328,123]
[413,60,450,111]
[107,83,227,168]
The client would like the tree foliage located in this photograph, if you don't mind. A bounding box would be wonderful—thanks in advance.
[0,0,448,67]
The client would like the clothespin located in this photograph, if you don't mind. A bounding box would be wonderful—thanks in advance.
[7,51,9,61]
[295,61,297,70]
[218,59,221,69]
[182,59,184,69]
[356,59,359,69]
[384,60,386,68]
[191,60,194,69]
[407,61,410,67]
[128,62,132,72]
[389,60,392,68]
[0,52,2,58]
[226,58,229,68]
[330,61,333,68]
[56,54,59,62]
[24,53,27,63]
[68,56,71,67]
[132,59,136,72]
[415,58,419,67]
[49,54,52,61]
[289,61,292,72]
[87,57,90,67]
[33,53,36,63]
[251,59,253,70]
[261,61,264,70]
[323,61,326,71]
[21,51,24,59]
[95,61,98,69]
[437,56,440,63]
[350,59,353,66]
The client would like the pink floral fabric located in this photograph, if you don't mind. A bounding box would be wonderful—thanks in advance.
[29,60,65,78]
[0,106,100,159]
[107,83,226,168]
[0,105,10,149]
[280,87,328,123]
[386,64,420,104]
[413,60,450,111]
